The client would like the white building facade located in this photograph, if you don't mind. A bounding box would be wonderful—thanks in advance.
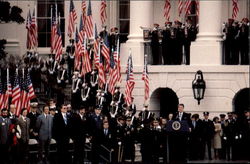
[0,0,249,117]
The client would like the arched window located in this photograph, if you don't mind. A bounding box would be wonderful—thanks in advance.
[37,0,65,47]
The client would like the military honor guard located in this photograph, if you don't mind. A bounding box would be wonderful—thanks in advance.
[71,71,82,110]
[150,23,161,65]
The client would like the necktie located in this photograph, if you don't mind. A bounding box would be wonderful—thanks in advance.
[63,114,67,125]
[193,120,196,128]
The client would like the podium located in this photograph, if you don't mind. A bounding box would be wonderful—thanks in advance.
[166,120,190,134]
[166,120,190,163]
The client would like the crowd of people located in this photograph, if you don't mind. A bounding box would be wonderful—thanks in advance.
[142,19,198,65]
[222,18,249,65]
[0,102,250,164]
[143,17,249,66]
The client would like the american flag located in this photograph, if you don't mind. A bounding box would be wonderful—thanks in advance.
[7,69,12,99]
[68,0,77,38]
[85,0,93,39]
[164,0,171,22]
[94,24,100,69]
[81,35,92,76]
[100,0,107,25]
[98,53,106,88]
[79,15,85,44]
[232,0,239,19]
[26,71,35,100]
[114,39,121,83]
[142,55,149,102]
[125,53,135,106]
[184,0,192,16]
[82,0,87,24]
[11,70,21,116]
[0,70,10,109]
[178,0,184,16]
[30,8,38,49]
[51,6,57,54]
[101,34,110,71]
[54,22,63,61]
[26,9,32,50]
[108,49,118,95]
[75,27,82,70]
[196,0,199,16]
[20,73,29,112]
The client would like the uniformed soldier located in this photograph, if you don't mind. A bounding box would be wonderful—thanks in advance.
[109,27,119,51]
[150,118,162,164]
[110,85,125,118]
[46,54,57,99]
[80,81,91,108]
[223,112,241,161]
[70,106,89,164]
[173,20,185,65]
[71,71,82,110]
[66,39,75,83]
[123,116,137,162]
[99,25,109,40]
[128,97,136,116]
[219,114,227,159]
[150,23,160,65]
[242,110,250,161]
[55,60,68,108]
[162,21,173,65]
[27,102,40,139]
[239,18,249,65]
[200,112,215,160]
[138,103,155,126]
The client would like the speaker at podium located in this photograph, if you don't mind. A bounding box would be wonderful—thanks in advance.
[166,120,190,163]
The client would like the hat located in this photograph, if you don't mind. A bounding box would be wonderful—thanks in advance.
[118,115,125,121]
[153,23,159,27]
[30,102,38,108]
[174,20,181,25]
[203,112,209,116]
[242,18,249,23]
[219,114,226,118]
[228,18,234,23]
[165,21,172,25]
[227,112,233,115]
[95,105,102,110]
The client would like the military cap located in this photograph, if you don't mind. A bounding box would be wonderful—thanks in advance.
[244,110,250,113]
[165,21,172,25]
[174,20,182,25]
[117,115,126,121]
[227,112,233,115]
[30,102,38,108]
[95,105,102,110]
[242,18,249,23]
[153,23,159,27]
[228,18,234,23]
[219,114,226,118]
[203,112,209,116]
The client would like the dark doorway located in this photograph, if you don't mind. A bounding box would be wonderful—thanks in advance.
[150,88,179,118]
[233,88,250,120]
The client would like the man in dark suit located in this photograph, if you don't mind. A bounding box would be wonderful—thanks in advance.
[201,112,215,160]
[27,102,40,139]
[70,106,89,164]
[53,104,71,164]
[0,108,11,164]
[189,114,203,160]
[17,108,31,162]
[170,104,190,163]
[8,104,17,123]
[36,105,53,162]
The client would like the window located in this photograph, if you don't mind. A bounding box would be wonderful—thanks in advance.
[119,0,130,43]
[37,0,65,47]
[186,0,198,26]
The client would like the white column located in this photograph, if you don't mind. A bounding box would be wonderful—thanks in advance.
[120,1,153,66]
[190,0,223,65]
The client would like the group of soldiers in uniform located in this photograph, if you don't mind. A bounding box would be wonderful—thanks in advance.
[142,19,198,65]
[222,17,249,65]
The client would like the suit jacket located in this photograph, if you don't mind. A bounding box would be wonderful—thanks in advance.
[129,104,136,116]
[70,113,89,140]
[36,114,53,141]
[0,116,11,144]
[17,116,30,142]
[95,128,115,150]
[27,112,40,131]
[201,119,215,140]
[53,112,70,141]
